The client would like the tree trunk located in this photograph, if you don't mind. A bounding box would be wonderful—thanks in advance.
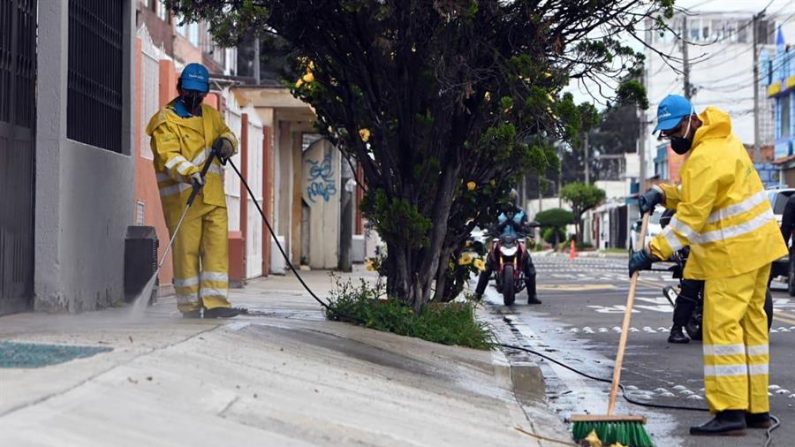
[384,166,460,313]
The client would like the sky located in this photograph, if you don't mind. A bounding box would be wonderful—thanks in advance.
[563,0,795,108]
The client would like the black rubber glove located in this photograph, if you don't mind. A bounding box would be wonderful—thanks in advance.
[639,186,664,215]
[628,249,654,278]
[212,137,234,164]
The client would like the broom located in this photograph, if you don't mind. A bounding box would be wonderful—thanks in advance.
[570,211,654,447]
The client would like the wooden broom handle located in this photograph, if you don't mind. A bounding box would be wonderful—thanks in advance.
[607,212,650,415]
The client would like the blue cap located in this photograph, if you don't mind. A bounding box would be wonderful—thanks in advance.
[180,63,209,93]
[654,94,694,133]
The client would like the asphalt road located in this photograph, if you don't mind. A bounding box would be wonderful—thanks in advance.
[485,253,795,447]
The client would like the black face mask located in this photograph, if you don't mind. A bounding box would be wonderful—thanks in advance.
[180,90,204,111]
[670,136,692,155]
[669,115,693,155]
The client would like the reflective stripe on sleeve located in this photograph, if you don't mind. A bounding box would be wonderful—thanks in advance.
[165,155,188,169]
[176,160,195,175]
[662,226,684,252]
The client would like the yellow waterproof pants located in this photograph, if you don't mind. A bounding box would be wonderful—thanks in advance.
[703,263,771,414]
[164,202,231,313]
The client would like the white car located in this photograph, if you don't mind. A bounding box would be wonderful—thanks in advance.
[629,205,665,251]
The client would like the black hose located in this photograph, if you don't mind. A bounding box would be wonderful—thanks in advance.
[500,343,780,445]
[227,157,779,444]
[226,157,364,324]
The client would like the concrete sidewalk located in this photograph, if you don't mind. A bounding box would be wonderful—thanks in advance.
[0,270,571,446]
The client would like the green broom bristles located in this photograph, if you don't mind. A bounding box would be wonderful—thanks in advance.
[571,417,654,447]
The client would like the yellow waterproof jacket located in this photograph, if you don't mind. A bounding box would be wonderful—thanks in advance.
[145,101,237,215]
[649,107,787,280]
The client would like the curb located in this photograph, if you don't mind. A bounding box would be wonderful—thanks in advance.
[491,348,546,404]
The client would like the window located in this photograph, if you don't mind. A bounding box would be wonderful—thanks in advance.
[136,201,145,225]
[188,23,199,47]
[68,0,123,153]
[782,94,791,138]
[712,19,724,40]
[727,21,738,42]
[156,1,167,21]
[175,15,187,36]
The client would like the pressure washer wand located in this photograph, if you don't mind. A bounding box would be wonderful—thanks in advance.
[157,150,216,268]
[130,150,216,317]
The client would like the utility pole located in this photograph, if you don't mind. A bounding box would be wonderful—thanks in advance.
[538,176,543,212]
[584,131,590,184]
[752,13,761,162]
[253,37,261,84]
[682,16,692,99]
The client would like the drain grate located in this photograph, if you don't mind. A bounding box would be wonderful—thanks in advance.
[0,341,112,368]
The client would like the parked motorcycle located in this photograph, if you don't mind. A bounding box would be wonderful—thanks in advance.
[659,212,773,340]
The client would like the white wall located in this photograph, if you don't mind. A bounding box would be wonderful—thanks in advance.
[35,0,135,312]
[243,106,264,278]
[224,92,243,232]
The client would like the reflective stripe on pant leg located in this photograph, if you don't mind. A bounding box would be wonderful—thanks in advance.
[200,206,231,310]
[703,273,755,412]
[166,206,203,314]
[742,264,772,414]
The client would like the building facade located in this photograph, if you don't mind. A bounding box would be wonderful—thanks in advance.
[0,0,136,315]
[642,11,783,181]
[764,28,795,160]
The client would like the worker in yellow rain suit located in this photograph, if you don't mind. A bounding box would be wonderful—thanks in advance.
[629,94,787,436]
[145,63,241,319]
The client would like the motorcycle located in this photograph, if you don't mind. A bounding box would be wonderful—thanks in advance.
[493,233,525,306]
[659,213,773,340]
[487,225,535,306]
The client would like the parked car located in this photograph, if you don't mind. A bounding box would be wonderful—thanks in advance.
[629,205,665,251]
[767,186,795,295]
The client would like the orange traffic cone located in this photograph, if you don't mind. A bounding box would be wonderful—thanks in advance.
[569,239,576,260]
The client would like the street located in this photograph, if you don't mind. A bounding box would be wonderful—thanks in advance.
[484,253,795,447]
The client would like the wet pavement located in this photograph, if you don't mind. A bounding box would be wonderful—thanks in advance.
[482,253,792,446]
[0,269,567,446]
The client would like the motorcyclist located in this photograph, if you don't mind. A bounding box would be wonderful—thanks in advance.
[474,189,540,304]
[660,209,704,344]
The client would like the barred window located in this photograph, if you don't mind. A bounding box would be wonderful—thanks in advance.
[67,0,123,153]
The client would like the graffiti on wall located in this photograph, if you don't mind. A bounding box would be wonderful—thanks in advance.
[306,151,337,203]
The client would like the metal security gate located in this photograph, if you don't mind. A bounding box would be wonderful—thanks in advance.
[0,0,36,315]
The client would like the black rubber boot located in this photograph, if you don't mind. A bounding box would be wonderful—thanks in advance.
[527,293,542,305]
[203,307,244,319]
[668,325,690,344]
[746,412,772,429]
[690,410,747,436]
